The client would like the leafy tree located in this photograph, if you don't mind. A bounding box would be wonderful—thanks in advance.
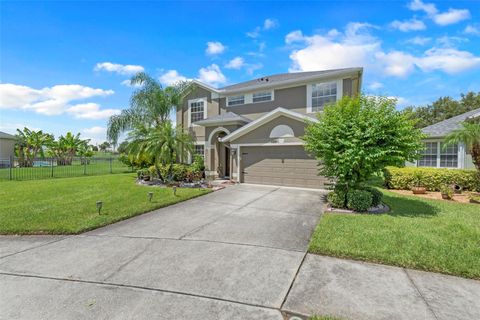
[47,132,90,165]
[107,72,193,144]
[404,91,480,128]
[127,121,193,182]
[444,119,480,172]
[15,128,53,167]
[117,141,129,154]
[99,141,110,152]
[304,95,424,189]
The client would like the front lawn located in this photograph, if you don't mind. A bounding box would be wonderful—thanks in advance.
[309,189,480,279]
[0,173,210,234]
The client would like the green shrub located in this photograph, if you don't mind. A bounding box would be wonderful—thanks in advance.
[171,164,188,181]
[439,184,454,198]
[327,190,347,208]
[346,189,373,212]
[384,166,480,191]
[363,187,383,206]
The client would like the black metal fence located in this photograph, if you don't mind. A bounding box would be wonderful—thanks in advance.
[0,156,133,181]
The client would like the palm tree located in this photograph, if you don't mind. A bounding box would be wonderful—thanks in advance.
[15,128,52,167]
[107,72,192,144]
[128,121,194,182]
[444,120,480,171]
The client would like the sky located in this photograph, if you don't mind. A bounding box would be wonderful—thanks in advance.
[1,0,479,144]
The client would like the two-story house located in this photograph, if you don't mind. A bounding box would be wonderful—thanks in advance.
[176,67,363,189]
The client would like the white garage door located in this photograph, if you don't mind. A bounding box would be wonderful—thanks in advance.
[241,146,327,189]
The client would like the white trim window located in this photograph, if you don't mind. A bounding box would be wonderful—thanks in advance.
[417,141,460,168]
[440,142,458,168]
[418,142,438,167]
[311,82,337,112]
[194,144,205,158]
[252,91,272,103]
[188,97,207,126]
[227,95,245,106]
[306,80,343,113]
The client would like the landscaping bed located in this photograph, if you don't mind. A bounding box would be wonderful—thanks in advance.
[0,173,211,235]
[310,189,480,279]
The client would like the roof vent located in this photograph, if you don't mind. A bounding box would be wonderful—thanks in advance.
[257,77,269,83]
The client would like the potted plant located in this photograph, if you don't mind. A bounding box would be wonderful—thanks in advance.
[452,184,462,194]
[440,185,453,200]
[469,193,480,204]
[411,171,426,194]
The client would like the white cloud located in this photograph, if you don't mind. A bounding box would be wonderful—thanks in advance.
[408,0,437,16]
[197,64,226,86]
[81,126,107,144]
[286,22,480,77]
[94,62,144,75]
[375,51,416,77]
[120,79,142,88]
[433,8,470,26]
[416,47,480,74]
[368,81,384,90]
[287,23,380,72]
[464,24,480,36]
[247,18,279,38]
[388,96,409,107]
[390,19,426,32]
[67,103,121,120]
[158,70,188,86]
[285,30,304,44]
[263,18,279,30]
[205,41,226,55]
[406,36,432,45]
[225,57,245,69]
[0,83,114,116]
[408,0,470,26]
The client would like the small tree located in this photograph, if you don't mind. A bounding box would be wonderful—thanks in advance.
[304,95,424,189]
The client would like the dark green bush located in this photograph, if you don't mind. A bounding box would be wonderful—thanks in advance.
[346,190,373,212]
[363,187,383,206]
[384,166,480,191]
[327,190,347,208]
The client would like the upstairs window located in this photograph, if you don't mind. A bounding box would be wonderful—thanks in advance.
[311,82,337,112]
[252,91,272,103]
[190,100,205,123]
[227,95,245,106]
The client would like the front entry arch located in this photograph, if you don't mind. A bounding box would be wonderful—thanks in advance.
[207,127,231,179]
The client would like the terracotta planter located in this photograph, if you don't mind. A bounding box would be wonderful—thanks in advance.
[441,193,452,200]
[412,187,427,194]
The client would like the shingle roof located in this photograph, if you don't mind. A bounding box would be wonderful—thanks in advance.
[422,108,480,137]
[0,131,16,140]
[219,67,362,92]
[194,112,251,126]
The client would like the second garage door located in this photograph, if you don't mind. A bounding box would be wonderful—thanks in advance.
[240,145,327,189]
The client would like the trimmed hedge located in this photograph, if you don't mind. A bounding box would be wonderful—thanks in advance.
[346,190,373,212]
[384,166,480,191]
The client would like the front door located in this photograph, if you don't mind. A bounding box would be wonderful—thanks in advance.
[224,146,230,178]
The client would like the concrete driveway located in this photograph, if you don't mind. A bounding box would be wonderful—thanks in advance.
[0,184,324,319]
[1,184,479,320]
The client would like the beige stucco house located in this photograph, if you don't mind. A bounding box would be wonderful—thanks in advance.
[0,131,16,168]
[176,67,363,189]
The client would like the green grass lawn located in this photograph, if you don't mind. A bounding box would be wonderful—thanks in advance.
[0,173,210,234]
[309,189,480,279]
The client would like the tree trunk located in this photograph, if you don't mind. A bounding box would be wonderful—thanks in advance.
[471,142,480,172]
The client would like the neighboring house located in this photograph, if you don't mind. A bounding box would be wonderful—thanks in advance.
[409,108,480,170]
[176,67,363,188]
[0,131,16,167]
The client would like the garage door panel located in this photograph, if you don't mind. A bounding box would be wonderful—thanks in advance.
[241,146,326,189]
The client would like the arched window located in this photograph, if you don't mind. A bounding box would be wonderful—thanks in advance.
[269,125,294,138]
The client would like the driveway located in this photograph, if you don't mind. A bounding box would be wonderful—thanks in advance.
[0,184,324,319]
[1,184,479,320]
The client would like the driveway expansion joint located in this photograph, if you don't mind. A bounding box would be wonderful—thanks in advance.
[280,251,309,310]
[403,268,440,320]
[0,236,72,260]
[0,271,282,313]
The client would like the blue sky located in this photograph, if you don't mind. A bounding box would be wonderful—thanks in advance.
[1,0,479,144]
